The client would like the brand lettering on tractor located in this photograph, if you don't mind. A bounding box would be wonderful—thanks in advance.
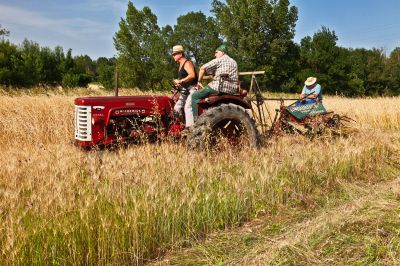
[93,106,105,110]
[114,109,146,115]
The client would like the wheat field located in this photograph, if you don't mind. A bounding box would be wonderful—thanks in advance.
[0,88,399,264]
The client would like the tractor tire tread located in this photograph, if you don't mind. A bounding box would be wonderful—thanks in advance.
[187,103,260,150]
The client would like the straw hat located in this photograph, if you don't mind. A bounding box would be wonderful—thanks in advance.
[172,45,184,55]
[304,77,317,86]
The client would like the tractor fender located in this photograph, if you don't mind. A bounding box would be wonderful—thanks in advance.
[200,94,252,110]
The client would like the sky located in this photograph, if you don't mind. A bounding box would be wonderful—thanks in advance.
[0,0,399,59]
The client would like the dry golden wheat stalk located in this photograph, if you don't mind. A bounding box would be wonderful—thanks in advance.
[0,91,399,264]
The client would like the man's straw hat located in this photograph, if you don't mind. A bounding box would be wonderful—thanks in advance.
[304,77,317,86]
[172,45,184,55]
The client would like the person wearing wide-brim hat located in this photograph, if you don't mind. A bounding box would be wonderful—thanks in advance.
[191,44,238,120]
[297,76,322,106]
[171,45,198,129]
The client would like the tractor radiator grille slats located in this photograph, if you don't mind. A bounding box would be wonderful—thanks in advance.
[74,105,92,141]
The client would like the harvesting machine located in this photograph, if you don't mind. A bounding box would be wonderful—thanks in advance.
[73,72,352,150]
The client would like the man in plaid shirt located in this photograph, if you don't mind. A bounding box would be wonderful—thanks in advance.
[191,44,238,120]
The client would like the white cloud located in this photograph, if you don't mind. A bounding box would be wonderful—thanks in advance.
[88,0,127,11]
[0,3,120,58]
[0,5,55,29]
[0,4,114,40]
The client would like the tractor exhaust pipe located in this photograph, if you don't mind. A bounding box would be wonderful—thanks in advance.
[114,70,119,96]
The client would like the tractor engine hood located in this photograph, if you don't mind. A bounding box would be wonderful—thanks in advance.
[74,95,174,115]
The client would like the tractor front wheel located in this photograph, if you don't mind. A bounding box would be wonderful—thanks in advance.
[188,103,260,150]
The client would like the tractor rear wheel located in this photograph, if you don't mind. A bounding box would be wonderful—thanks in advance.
[188,103,260,150]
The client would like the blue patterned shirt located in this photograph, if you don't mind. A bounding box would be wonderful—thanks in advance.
[301,84,321,96]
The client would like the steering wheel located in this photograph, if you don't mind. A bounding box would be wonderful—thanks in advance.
[169,80,190,95]
[167,80,177,89]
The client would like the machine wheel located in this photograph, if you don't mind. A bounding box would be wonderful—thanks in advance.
[188,103,260,150]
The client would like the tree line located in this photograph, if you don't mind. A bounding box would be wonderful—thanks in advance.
[0,24,115,89]
[113,0,400,96]
[1,0,400,96]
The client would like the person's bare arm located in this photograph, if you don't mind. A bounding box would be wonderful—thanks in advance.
[300,93,317,99]
[197,66,206,88]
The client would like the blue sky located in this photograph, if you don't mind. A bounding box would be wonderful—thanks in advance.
[0,0,399,59]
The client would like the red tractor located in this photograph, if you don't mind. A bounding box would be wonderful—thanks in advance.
[74,73,261,150]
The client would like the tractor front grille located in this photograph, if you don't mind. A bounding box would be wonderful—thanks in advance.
[75,105,92,141]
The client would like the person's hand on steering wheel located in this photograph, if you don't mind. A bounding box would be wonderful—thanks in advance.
[173,79,181,86]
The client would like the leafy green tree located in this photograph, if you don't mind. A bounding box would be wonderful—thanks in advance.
[0,24,9,37]
[60,49,78,88]
[364,48,388,95]
[160,25,176,74]
[61,49,74,74]
[386,47,400,94]
[74,55,95,77]
[345,48,372,96]
[61,73,80,88]
[341,47,389,96]
[212,0,298,91]
[114,1,172,89]
[0,35,94,88]
[0,40,18,85]
[97,64,115,89]
[74,55,96,86]
[298,27,350,95]
[171,12,221,65]
[161,25,174,49]
[58,49,92,88]
[0,26,15,85]
[347,72,365,96]
[95,57,116,90]
[1,39,67,86]
[39,47,63,84]
[11,39,42,86]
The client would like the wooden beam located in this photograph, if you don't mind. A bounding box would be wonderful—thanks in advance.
[202,71,265,80]
[239,71,265,75]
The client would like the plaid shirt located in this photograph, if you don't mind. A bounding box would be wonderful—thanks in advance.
[203,54,238,94]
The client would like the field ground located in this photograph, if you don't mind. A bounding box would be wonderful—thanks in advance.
[0,87,399,265]
[158,165,400,265]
